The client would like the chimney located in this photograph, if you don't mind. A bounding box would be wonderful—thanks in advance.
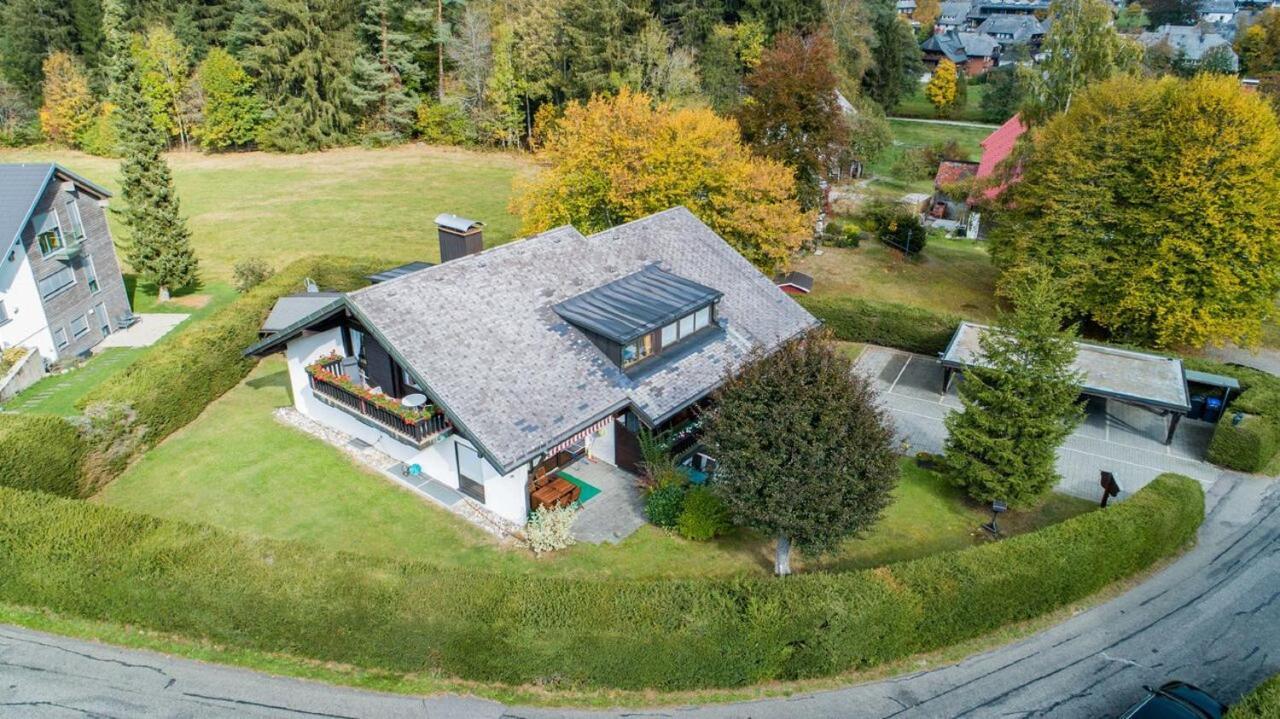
[435,213,484,263]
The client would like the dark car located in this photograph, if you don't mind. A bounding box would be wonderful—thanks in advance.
[1120,681,1228,719]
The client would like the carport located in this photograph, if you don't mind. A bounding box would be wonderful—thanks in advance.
[940,322,1192,444]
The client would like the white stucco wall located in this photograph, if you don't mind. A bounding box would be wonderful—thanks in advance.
[0,250,54,361]
[586,415,617,466]
[282,331,531,525]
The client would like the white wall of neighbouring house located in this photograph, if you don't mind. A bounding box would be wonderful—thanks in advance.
[283,331,531,526]
[0,248,54,361]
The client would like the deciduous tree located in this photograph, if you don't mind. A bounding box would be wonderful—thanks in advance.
[943,266,1083,506]
[1237,9,1280,75]
[737,29,848,209]
[134,26,198,148]
[39,52,97,146]
[194,47,261,149]
[925,58,958,116]
[980,64,1026,122]
[991,75,1280,348]
[1020,0,1141,123]
[703,330,898,576]
[514,88,810,274]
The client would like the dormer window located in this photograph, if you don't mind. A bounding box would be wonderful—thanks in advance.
[554,265,723,372]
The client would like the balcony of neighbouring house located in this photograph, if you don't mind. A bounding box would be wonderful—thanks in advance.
[305,352,453,448]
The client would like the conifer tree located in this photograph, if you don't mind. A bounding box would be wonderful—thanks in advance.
[943,267,1083,506]
[0,0,75,100]
[106,0,199,302]
[352,0,427,143]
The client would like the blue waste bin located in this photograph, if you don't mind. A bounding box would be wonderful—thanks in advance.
[1205,397,1224,423]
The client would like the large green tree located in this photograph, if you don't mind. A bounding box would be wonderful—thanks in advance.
[246,0,362,151]
[194,46,262,149]
[0,0,75,100]
[737,29,847,209]
[351,0,429,143]
[1020,0,1141,123]
[703,330,898,576]
[107,1,200,301]
[943,267,1083,506]
[991,75,1280,349]
[861,0,922,111]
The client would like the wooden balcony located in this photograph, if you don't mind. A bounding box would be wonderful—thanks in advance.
[307,357,452,448]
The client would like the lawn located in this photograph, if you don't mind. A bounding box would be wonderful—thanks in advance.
[99,355,1093,578]
[0,144,533,282]
[861,119,996,198]
[894,82,990,123]
[794,238,1001,320]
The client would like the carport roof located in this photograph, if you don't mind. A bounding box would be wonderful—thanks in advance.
[940,322,1191,413]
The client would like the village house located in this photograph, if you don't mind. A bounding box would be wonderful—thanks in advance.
[245,207,818,528]
[0,164,131,365]
[976,14,1045,47]
[1138,25,1240,72]
[921,30,1000,74]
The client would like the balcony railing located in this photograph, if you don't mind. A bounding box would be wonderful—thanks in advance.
[307,356,452,448]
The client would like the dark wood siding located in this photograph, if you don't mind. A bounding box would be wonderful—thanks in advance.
[362,335,400,397]
[614,418,643,474]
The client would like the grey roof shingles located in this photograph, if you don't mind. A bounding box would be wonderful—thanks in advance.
[346,206,818,473]
[0,163,112,260]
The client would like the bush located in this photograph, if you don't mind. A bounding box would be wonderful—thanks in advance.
[524,504,578,554]
[415,99,473,146]
[0,414,86,497]
[78,256,381,457]
[797,295,960,354]
[1230,673,1280,718]
[1206,414,1279,473]
[876,210,927,255]
[645,484,686,528]
[232,258,275,292]
[0,474,1201,691]
[822,218,862,248]
[676,486,731,541]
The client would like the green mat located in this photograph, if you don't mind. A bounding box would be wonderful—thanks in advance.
[558,471,601,504]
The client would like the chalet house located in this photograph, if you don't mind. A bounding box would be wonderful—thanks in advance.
[966,0,1052,22]
[246,207,818,527]
[937,1,975,31]
[921,30,1000,74]
[976,14,1045,46]
[0,164,131,364]
[1138,25,1239,71]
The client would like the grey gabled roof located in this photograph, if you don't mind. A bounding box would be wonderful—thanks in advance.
[346,206,818,473]
[260,292,343,334]
[0,163,112,263]
[977,13,1042,39]
[553,265,722,344]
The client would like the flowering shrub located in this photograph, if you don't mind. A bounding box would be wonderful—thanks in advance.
[524,504,578,554]
[305,352,437,423]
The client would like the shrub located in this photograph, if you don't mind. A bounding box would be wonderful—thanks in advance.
[822,218,862,248]
[0,345,28,375]
[0,414,86,497]
[876,210,927,255]
[797,295,960,354]
[415,99,473,146]
[676,486,731,541]
[1206,414,1279,473]
[645,484,686,527]
[0,474,1200,691]
[892,147,936,181]
[1230,673,1280,718]
[524,504,579,554]
[232,258,275,292]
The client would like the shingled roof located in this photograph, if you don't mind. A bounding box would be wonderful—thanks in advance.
[344,207,818,473]
[0,163,111,263]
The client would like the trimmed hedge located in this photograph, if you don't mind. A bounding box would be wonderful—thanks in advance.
[0,414,86,497]
[1229,673,1280,718]
[1206,414,1280,473]
[0,474,1202,691]
[77,255,381,447]
[797,295,961,354]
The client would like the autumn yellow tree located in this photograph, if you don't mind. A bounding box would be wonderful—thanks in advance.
[990,75,1280,349]
[926,59,958,116]
[38,51,97,146]
[513,89,811,273]
[914,0,942,30]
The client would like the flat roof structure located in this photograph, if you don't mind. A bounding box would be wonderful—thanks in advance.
[259,292,343,336]
[940,322,1191,414]
[553,265,723,344]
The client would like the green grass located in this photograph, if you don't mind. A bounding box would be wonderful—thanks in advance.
[894,82,990,123]
[1229,672,1280,718]
[794,238,1000,321]
[99,355,1093,578]
[0,144,532,282]
[862,119,997,197]
[2,348,146,415]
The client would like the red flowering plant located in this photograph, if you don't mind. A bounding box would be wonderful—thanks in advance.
[305,351,438,424]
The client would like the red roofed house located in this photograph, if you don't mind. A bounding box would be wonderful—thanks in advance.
[931,159,979,222]
[967,114,1027,237]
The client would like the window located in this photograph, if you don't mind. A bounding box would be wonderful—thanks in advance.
[32,212,64,257]
[622,332,655,367]
[661,322,677,347]
[679,313,695,337]
[694,306,711,331]
[94,302,110,337]
[70,314,89,338]
[64,198,85,241]
[84,256,100,293]
[53,326,68,349]
[37,266,76,299]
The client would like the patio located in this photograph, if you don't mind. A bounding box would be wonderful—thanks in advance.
[97,313,188,348]
[560,458,647,544]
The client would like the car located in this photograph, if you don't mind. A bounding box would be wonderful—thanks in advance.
[1119,681,1228,719]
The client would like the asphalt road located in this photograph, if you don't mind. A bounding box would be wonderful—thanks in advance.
[1,475,1276,719]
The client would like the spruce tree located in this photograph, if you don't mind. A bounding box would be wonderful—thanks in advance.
[106,0,199,302]
[0,0,75,100]
[351,0,427,143]
[942,267,1083,506]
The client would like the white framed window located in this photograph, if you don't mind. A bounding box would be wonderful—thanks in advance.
[70,314,89,338]
[54,326,69,348]
[84,256,100,293]
[694,306,711,331]
[661,322,677,347]
[32,211,64,257]
[679,313,696,337]
[64,197,85,240]
[38,266,76,299]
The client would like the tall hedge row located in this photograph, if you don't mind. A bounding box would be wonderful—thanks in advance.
[0,474,1202,691]
[0,414,86,497]
[797,295,961,355]
[1206,414,1279,473]
[78,256,381,447]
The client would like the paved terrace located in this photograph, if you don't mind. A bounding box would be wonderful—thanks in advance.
[854,346,1225,501]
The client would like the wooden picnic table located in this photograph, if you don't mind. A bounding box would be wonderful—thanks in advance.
[530,476,580,510]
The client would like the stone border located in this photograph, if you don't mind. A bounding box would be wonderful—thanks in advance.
[273,407,524,540]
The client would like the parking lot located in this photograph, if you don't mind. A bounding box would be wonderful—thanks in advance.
[853,345,1226,501]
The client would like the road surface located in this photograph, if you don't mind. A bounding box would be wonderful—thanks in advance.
[0,476,1276,718]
